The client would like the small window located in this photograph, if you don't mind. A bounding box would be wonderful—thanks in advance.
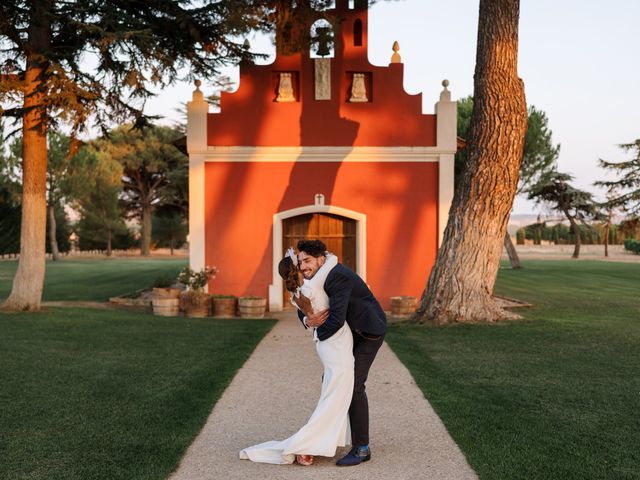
[353,19,363,46]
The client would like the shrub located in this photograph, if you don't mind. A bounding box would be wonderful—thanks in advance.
[178,266,218,292]
[153,275,175,288]
[623,239,640,254]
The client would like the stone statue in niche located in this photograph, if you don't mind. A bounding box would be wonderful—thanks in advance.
[276,72,296,102]
[349,73,368,102]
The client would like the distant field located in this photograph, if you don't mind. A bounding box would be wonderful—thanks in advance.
[0,257,187,302]
[504,244,640,262]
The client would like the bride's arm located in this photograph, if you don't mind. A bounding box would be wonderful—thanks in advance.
[295,292,314,316]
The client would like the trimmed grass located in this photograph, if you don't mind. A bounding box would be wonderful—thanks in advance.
[0,257,187,302]
[386,260,640,480]
[0,308,275,480]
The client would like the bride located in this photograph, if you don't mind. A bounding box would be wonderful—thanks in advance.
[239,248,354,466]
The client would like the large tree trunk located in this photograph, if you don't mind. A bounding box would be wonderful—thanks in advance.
[414,0,527,325]
[141,205,152,256]
[48,203,60,261]
[2,9,51,311]
[2,72,48,309]
[504,231,522,268]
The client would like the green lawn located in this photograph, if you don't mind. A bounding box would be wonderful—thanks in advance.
[0,257,187,302]
[0,308,275,480]
[386,260,640,480]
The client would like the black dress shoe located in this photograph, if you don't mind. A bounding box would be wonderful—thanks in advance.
[336,446,371,466]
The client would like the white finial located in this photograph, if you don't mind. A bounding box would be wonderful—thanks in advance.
[391,41,401,63]
[192,79,204,101]
[439,79,451,101]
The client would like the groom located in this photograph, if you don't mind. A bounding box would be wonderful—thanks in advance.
[296,239,387,467]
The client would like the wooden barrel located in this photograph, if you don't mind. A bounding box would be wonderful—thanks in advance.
[390,296,417,316]
[152,297,180,317]
[212,297,237,317]
[238,297,267,318]
[180,292,211,318]
[153,287,181,299]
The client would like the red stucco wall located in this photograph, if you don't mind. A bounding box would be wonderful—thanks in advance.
[204,161,439,309]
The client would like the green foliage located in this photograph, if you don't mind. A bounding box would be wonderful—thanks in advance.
[595,140,640,216]
[65,146,130,252]
[96,124,187,219]
[520,106,561,193]
[0,184,21,255]
[0,1,274,131]
[515,228,525,245]
[455,99,559,191]
[1,130,79,255]
[454,95,474,180]
[178,266,218,292]
[75,216,136,252]
[527,171,596,223]
[152,211,187,251]
[521,221,613,245]
[619,217,640,239]
[152,275,175,288]
[624,239,640,254]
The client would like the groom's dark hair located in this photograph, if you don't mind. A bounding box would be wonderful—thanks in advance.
[297,239,326,258]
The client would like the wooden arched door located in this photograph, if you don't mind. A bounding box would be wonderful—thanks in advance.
[282,212,356,306]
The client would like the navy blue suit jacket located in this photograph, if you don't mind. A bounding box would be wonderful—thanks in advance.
[298,263,387,341]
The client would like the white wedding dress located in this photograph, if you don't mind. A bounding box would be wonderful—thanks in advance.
[239,254,354,464]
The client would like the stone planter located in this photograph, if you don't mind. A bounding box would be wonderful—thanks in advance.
[238,296,267,318]
[151,288,181,316]
[212,295,237,317]
[180,291,211,318]
[390,296,417,316]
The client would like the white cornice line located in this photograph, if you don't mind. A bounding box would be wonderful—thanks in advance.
[202,146,456,162]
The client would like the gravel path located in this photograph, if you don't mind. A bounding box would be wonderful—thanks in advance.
[168,312,478,480]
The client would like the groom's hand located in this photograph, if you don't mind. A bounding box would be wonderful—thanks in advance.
[306,309,329,327]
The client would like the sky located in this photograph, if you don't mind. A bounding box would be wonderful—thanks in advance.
[143,0,640,215]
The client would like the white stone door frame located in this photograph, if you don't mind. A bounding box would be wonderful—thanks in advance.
[268,194,366,311]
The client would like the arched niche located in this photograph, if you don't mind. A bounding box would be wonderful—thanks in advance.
[310,19,335,58]
[353,18,363,46]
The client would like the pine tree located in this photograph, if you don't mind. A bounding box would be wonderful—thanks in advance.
[415,0,528,324]
[0,1,279,310]
[595,140,640,216]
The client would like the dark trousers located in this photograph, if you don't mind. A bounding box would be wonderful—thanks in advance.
[349,330,385,447]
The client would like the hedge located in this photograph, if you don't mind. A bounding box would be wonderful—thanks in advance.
[623,239,640,254]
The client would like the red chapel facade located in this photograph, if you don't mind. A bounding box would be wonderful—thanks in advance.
[186,0,456,311]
